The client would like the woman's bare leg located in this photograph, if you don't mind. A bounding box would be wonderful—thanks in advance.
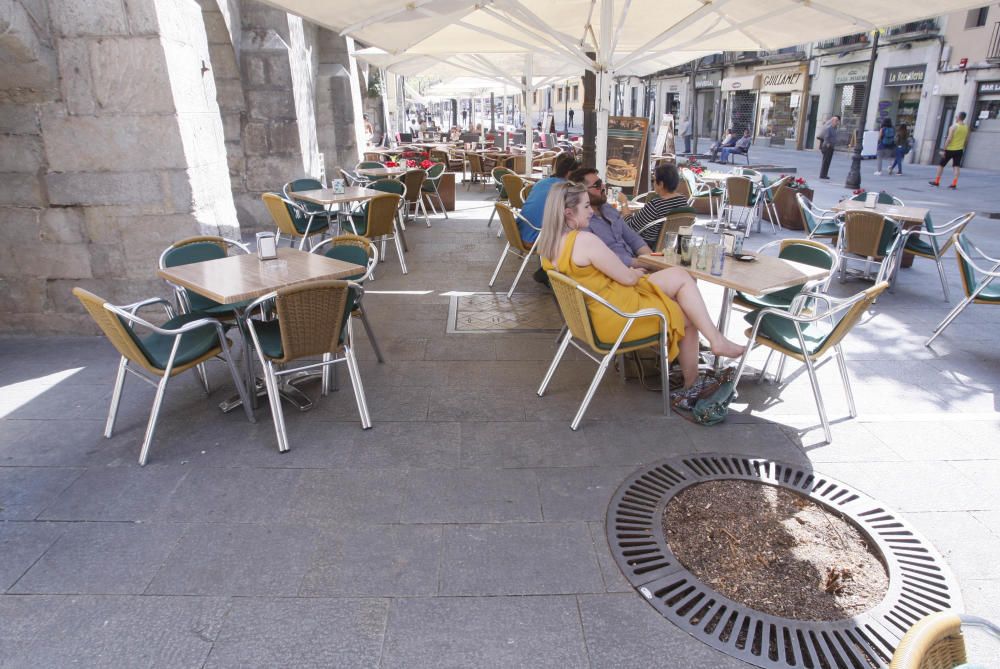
[677,316,701,387]
[648,267,745,358]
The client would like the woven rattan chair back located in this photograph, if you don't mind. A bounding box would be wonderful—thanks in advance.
[273,280,351,363]
[402,170,426,203]
[429,150,449,164]
[73,288,159,375]
[889,611,968,669]
[725,176,754,207]
[503,175,527,208]
[364,193,402,239]
[813,282,888,359]
[654,211,698,251]
[843,210,890,259]
[262,192,301,238]
[509,155,527,173]
[521,182,534,202]
[363,152,383,162]
[548,270,601,353]
[494,203,532,253]
[467,153,484,175]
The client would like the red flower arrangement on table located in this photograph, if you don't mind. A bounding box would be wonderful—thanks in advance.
[852,188,866,196]
[384,161,399,167]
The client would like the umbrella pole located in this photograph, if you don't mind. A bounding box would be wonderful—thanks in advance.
[523,54,534,171]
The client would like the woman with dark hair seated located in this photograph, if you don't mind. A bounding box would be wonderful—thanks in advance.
[539,182,744,390]
[622,163,691,246]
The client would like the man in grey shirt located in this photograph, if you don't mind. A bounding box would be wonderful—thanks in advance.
[816,115,840,180]
[570,167,652,267]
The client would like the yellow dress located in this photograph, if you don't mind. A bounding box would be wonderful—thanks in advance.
[544,230,685,360]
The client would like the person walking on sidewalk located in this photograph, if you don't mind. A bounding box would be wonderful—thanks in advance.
[888,123,911,176]
[930,112,969,189]
[874,117,895,176]
[816,115,840,180]
[679,116,692,154]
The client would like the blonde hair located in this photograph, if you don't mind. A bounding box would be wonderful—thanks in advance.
[537,181,588,263]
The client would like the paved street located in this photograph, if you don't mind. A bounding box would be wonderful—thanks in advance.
[1,161,998,667]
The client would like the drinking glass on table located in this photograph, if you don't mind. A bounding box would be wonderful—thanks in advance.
[679,235,693,266]
[694,237,709,271]
[709,242,724,276]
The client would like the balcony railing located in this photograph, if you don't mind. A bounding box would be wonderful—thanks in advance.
[723,51,760,64]
[758,47,806,62]
[885,18,939,40]
[816,33,868,50]
[989,22,1000,62]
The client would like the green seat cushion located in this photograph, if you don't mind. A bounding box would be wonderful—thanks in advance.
[250,318,284,359]
[976,283,1000,302]
[735,289,798,311]
[743,311,833,356]
[812,221,840,237]
[904,237,936,256]
[593,330,662,352]
[344,209,368,235]
[129,312,222,370]
[291,212,330,235]
[324,245,369,281]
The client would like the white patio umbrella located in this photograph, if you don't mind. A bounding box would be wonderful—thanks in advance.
[268,0,990,172]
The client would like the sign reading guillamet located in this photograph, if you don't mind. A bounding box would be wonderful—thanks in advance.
[884,65,926,87]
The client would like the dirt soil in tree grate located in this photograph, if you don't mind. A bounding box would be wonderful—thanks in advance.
[664,480,889,621]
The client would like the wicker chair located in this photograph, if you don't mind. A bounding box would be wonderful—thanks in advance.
[421,163,448,219]
[159,236,251,319]
[851,191,905,206]
[797,193,842,241]
[402,169,430,226]
[73,287,253,465]
[262,192,327,251]
[283,178,337,235]
[538,270,675,429]
[893,212,975,301]
[311,234,384,363]
[651,210,698,253]
[489,202,539,298]
[837,210,901,285]
[681,168,722,221]
[363,152,384,162]
[926,233,1000,346]
[502,174,528,209]
[733,282,888,444]
[890,611,999,668]
[245,280,371,453]
[753,175,791,233]
[487,166,515,228]
[359,193,406,274]
[465,153,489,190]
[720,176,756,234]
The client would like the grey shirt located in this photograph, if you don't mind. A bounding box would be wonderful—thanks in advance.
[587,203,648,266]
[818,122,837,148]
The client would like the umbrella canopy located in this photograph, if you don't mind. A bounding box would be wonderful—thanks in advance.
[265,0,986,77]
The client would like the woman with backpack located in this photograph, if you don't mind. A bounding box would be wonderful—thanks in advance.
[874,117,895,176]
[888,123,911,176]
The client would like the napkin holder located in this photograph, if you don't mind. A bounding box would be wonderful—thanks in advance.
[864,192,878,209]
[256,232,278,261]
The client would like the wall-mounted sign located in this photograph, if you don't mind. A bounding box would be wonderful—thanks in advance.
[694,72,721,89]
[759,68,805,93]
[659,76,687,93]
[722,75,758,92]
[978,80,1000,95]
[834,65,868,85]
[884,65,926,87]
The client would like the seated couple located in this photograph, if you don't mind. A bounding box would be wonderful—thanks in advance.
[538,181,745,390]
[709,129,750,162]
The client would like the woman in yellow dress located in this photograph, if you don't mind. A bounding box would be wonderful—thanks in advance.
[538,181,745,390]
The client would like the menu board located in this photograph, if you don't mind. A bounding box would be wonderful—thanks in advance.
[606,116,649,191]
[652,113,676,157]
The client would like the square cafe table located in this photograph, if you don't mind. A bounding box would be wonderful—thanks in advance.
[637,250,830,368]
[291,186,408,251]
[356,166,409,179]
[830,199,930,267]
[157,247,364,411]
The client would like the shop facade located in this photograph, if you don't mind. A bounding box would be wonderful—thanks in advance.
[721,73,758,137]
[962,79,1000,168]
[693,70,722,140]
[654,75,688,123]
[755,64,810,148]
[831,64,869,148]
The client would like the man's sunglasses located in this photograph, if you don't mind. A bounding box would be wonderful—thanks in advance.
[585,179,604,190]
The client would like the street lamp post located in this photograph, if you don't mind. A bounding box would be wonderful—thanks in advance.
[845,30,880,190]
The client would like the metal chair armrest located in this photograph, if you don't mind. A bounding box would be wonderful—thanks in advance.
[106,304,227,337]
[955,241,1000,278]
[752,288,870,325]
[514,209,541,232]
[120,296,175,315]
[635,217,667,236]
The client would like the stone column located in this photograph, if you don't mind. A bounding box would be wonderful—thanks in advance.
[316,32,364,176]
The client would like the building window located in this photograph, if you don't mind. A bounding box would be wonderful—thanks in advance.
[966,6,989,28]
[557,88,563,102]
[573,85,579,101]
[533,91,537,104]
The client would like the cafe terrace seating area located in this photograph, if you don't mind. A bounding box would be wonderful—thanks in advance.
[1,144,999,667]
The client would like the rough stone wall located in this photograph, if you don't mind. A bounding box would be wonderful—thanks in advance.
[0,0,238,333]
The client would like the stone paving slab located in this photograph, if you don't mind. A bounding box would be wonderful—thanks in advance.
[1,177,998,667]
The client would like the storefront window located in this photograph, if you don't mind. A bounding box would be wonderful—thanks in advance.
[757,92,800,144]
[973,98,1000,128]
[834,83,867,147]
[696,90,716,137]
[727,90,757,136]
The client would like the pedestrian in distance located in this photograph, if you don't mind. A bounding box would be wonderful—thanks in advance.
[888,123,911,176]
[679,116,692,154]
[874,117,894,176]
[930,112,969,190]
[816,115,840,180]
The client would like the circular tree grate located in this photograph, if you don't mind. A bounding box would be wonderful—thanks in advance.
[606,454,962,669]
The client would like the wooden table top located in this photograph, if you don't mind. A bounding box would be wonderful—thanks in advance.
[291,187,383,206]
[831,199,929,224]
[636,251,829,296]
[157,248,365,305]
[356,166,409,178]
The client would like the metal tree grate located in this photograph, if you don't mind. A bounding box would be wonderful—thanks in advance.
[606,454,962,669]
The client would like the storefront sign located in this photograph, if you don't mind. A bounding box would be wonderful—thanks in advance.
[722,75,758,92]
[834,65,868,85]
[658,77,687,93]
[759,69,805,93]
[978,80,1000,95]
[884,65,926,87]
[694,72,721,89]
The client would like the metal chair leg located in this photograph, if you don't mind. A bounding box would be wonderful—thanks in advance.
[487,206,497,227]
[538,328,572,396]
[506,250,533,299]
[834,344,856,418]
[571,351,614,430]
[195,362,211,395]
[262,361,289,453]
[489,244,511,287]
[926,293,976,346]
[659,338,671,417]
[420,199,430,227]
[393,229,408,274]
[138,373,171,466]
[802,353,832,444]
[105,357,129,438]
[344,346,372,429]
[935,256,951,302]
